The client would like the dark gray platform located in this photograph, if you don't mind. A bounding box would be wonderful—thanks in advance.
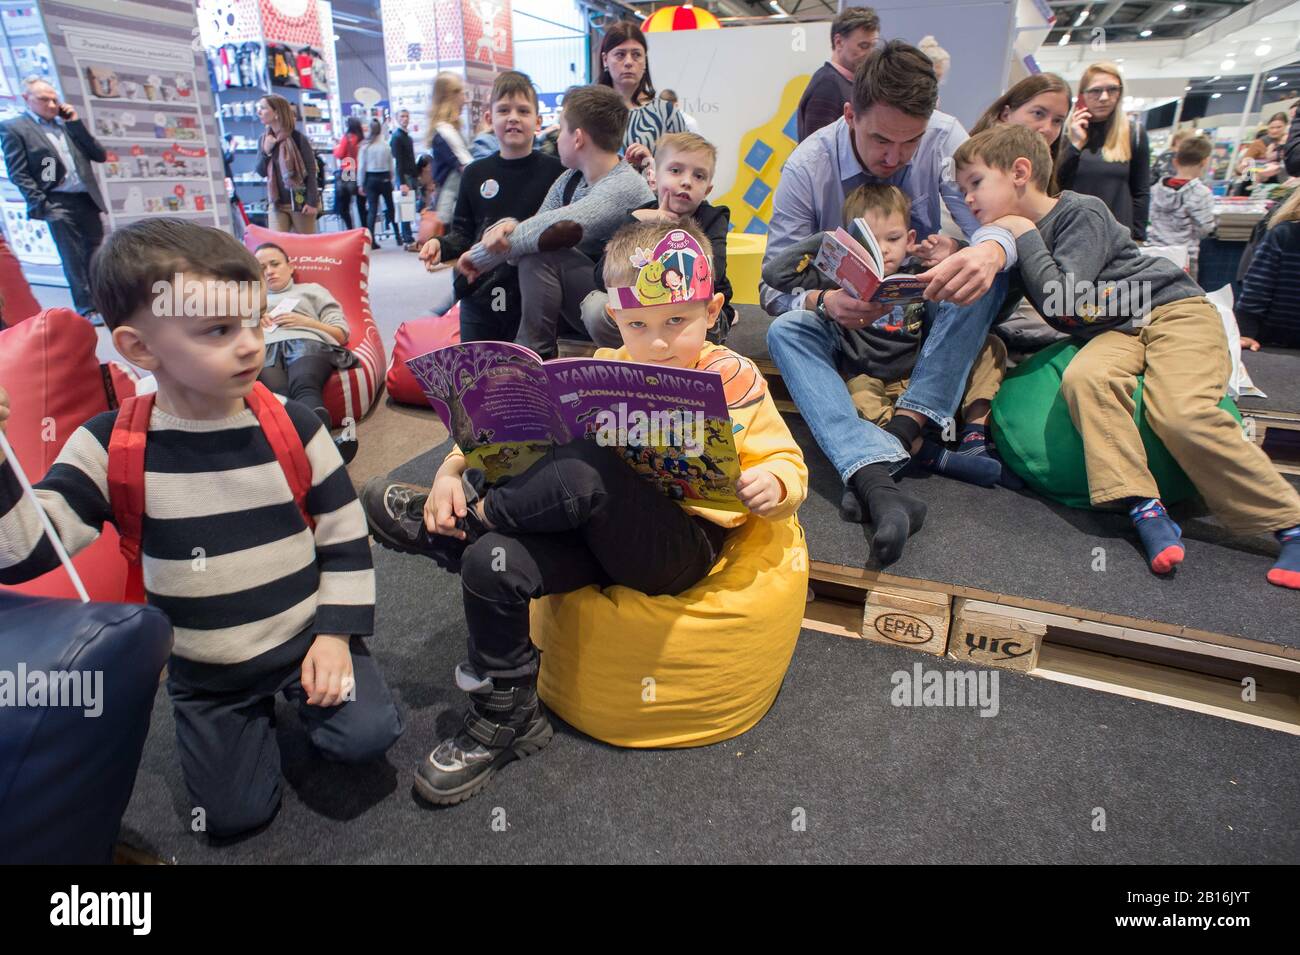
[117,544,1300,864]
[1239,347,1300,414]
[785,415,1299,651]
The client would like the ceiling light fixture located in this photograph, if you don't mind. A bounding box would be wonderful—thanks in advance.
[1172,2,1185,10]
[1211,92,1221,99]
[1075,10,1089,26]
[1140,29,1152,37]
[1058,31,1071,46]
[1255,44,1271,57]
[1220,59,1235,70]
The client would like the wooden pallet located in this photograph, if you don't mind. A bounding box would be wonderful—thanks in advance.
[1240,408,1300,476]
[803,561,1300,734]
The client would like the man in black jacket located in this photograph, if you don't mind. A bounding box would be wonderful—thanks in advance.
[0,77,107,318]
[390,109,418,248]
[796,7,880,143]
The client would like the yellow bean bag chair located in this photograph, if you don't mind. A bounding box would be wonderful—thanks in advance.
[530,513,808,748]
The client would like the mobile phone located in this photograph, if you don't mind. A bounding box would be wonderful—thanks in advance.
[1075,93,1087,113]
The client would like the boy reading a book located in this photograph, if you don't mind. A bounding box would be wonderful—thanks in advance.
[0,219,403,839]
[418,70,564,342]
[458,84,654,358]
[764,183,1013,489]
[954,123,1300,585]
[583,132,736,346]
[362,218,807,805]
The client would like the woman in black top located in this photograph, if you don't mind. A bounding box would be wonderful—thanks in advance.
[1058,61,1150,240]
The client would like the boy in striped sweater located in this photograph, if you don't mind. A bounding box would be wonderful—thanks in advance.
[0,220,403,840]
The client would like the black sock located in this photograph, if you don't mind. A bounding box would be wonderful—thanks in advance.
[848,464,927,565]
[883,415,922,456]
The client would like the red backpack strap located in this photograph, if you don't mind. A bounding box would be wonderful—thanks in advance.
[245,381,315,531]
[106,391,156,604]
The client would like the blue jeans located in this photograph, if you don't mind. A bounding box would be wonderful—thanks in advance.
[766,274,1007,484]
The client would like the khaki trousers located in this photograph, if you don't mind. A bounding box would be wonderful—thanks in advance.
[1060,296,1300,534]
[847,335,1007,428]
[271,208,318,234]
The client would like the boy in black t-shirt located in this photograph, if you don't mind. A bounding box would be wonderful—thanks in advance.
[419,71,563,342]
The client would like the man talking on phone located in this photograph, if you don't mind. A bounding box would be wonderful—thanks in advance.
[0,76,108,321]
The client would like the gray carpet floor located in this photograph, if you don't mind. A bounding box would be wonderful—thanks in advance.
[117,537,1300,864]
[114,434,1300,864]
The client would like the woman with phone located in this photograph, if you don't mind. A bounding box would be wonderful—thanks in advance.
[1057,61,1151,240]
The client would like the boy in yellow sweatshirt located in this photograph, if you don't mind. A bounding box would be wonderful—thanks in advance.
[362,218,807,805]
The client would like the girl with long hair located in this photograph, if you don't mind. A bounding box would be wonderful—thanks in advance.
[427,71,473,224]
[1058,61,1151,239]
[255,94,319,233]
[358,118,397,249]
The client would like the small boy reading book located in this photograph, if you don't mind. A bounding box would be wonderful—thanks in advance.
[361,218,807,805]
[1147,134,1215,281]
[418,70,564,342]
[0,220,403,839]
[954,123,1300,586]
[764,183,1013,489]
[457,84,655,358]
[584,132,736,347]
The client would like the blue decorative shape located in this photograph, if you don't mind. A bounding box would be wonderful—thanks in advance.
[782,109,799,143]
[742,177,772,211]
[744,216,768,235]
[744,139,774,173]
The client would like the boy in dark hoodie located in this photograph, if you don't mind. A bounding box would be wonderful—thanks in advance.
[1147,134,1215,281]
[583,132,736,345]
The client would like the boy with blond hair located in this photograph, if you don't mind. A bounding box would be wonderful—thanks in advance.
[585,131,736,345]
[362,218,807,804]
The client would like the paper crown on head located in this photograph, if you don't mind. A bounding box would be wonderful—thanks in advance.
[606,229,713,309]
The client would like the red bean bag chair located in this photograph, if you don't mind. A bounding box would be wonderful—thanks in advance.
[0,308,139,602]
[386,305,461,407]
[0,234,42,327]
[243,225,385,427]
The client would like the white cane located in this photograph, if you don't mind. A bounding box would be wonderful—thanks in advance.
[0,430,90,603]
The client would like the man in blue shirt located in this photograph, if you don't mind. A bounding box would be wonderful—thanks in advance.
[0,77,107,319]
[764,40,1014,565]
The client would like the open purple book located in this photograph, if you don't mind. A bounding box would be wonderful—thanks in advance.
[404,341,746,512]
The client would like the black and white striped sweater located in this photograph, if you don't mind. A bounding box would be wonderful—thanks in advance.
[0,397,374,688]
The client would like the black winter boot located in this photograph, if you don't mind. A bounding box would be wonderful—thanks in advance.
[413,666,553,806]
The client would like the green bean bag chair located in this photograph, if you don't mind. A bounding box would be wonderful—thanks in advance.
[990,339,1242,509]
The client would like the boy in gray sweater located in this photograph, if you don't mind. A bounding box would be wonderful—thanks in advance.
[1147,134,1216,280]
[459,85,653,358]
[954,123,1300,589]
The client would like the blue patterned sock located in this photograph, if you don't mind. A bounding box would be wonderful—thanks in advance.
[1267,525,1300,589]
[915,436,1002,488]
[1128,498,1184,574]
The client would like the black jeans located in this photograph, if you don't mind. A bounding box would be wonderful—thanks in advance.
[259,339,337,427]
[458,438,727,680]
[167,636,403,838]
[397,175,417,243]
[458,294,520,343]
[44,193,104,315]
[364,172,395,243]
[335,173,367,230]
